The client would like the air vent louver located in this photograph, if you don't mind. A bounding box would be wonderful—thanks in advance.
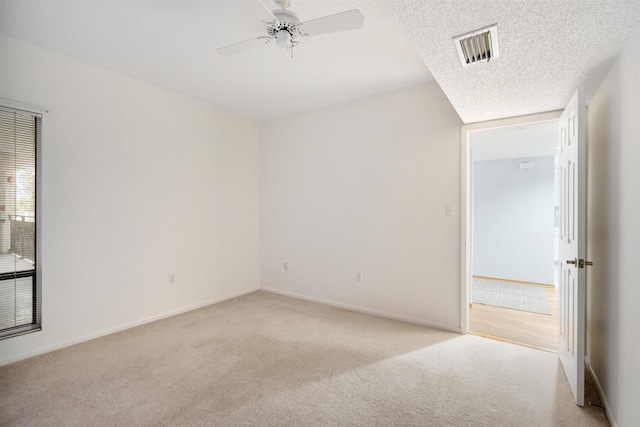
[453,24,499,67]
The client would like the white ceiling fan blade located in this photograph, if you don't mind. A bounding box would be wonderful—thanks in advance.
[216,37,270,56]
[257,0,279,23]
[299,9,364,36]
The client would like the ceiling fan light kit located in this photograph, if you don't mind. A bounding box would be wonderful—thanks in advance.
[216,0,364,58]
[276,29,292,48]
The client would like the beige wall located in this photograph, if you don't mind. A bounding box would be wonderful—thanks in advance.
[586,26,640,427]
[0,36,261,365]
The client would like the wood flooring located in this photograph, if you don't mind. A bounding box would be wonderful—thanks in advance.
[469,284,558,351]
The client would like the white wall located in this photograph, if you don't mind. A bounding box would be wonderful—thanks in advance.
[0,37,260,365]
[586,26,640,427]
[260,82,463,331]
[472,156,555,284]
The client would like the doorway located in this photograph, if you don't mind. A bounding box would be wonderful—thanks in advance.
[460,112,562,351]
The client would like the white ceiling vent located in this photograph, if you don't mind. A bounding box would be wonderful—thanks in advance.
[452,24,499,67]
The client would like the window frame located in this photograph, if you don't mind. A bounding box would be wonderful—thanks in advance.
[0,104,42,340]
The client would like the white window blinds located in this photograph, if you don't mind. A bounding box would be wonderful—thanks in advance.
[0,106,41,339]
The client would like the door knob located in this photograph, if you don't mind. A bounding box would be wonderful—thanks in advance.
[566,259,594,268]
[579,259,594,268]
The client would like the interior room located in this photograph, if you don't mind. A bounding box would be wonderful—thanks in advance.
[468,121,560,350]
[0,1,638,426]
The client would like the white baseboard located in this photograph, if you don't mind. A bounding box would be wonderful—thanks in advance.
[0,287,260,366]
[585,356,616,427]
[261,287,461,334]
[2,286,460,366]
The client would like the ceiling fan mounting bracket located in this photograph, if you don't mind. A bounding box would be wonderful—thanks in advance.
[273,0,294,9]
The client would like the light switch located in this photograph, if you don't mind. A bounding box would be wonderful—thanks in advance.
[446,204,455,217]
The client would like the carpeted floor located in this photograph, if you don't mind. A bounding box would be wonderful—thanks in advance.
[473,277,552,315]
[0,291,608,426]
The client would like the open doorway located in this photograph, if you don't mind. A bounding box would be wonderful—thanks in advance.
[465,119,560,351]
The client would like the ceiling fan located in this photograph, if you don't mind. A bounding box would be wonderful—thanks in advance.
[216,0,364,58]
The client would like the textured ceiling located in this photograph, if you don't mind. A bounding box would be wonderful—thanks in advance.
[388,0,640,124]
[0,0,433,120]
[2,1,639,124]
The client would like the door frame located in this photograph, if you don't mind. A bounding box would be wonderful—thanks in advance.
[459,110,562,334]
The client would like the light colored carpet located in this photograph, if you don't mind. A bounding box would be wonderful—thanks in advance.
[0,291,608,426]
[473,277,552,315]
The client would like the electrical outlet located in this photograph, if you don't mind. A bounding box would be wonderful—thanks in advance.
[356,272,362,282]
[169,273,175,284]
[284,262,288,271]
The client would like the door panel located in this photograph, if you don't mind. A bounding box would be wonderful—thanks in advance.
[558,89,586,406]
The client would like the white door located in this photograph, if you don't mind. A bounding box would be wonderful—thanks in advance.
[558,89,586,406]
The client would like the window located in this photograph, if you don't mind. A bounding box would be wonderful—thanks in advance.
[0,105,41,339]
